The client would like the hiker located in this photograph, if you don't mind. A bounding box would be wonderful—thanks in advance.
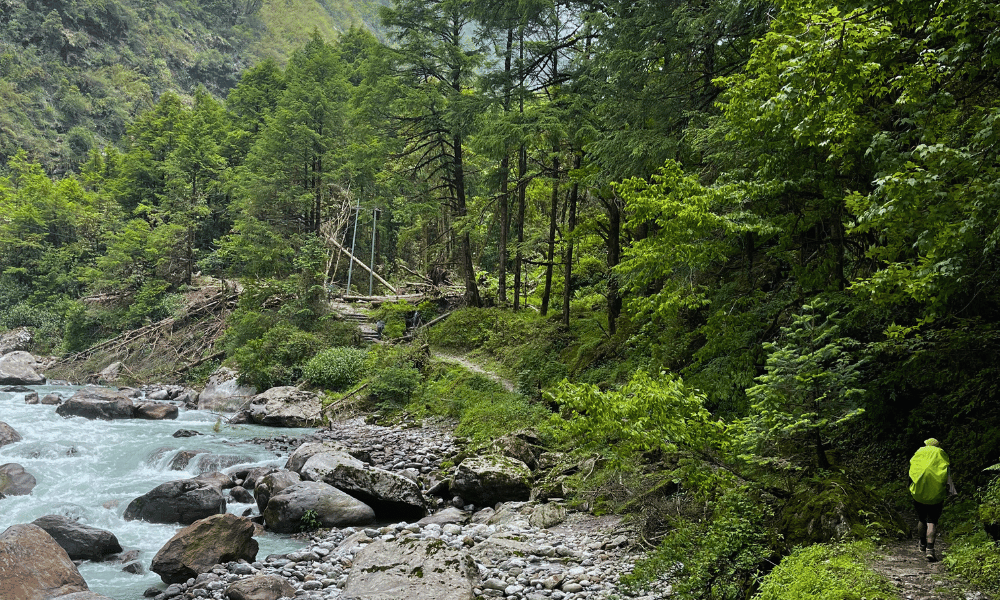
[909,438,958,561]
[376,320,385,338]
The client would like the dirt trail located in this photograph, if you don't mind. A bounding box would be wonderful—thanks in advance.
[433,351,516,392]
[870,540,987,600]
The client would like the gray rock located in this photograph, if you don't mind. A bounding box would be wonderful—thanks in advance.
[168,449,209,470]
[0,421,22,447]
[41,393,62,405]
[255,470,301,513]
[224,574,296,600]
[0,351,45,385]
[528,503,567,529]
[417,507,468,526]
[197,367,256,413]
[287,442,427,520]
[24,391,39,404]
[151,514,258,584]
[135,402,179,420]
[262,481,375,533]
[0,327,32,354]
[30,515,123,561]
[343,538,479,600]
[123,478,227,525]
[56,388,136,420]
[0,524,91,599]
[95,361,122,383]
[450,456,532,506]
[0,462,37,496]
[229,486,254,504]
[241,386,322,428]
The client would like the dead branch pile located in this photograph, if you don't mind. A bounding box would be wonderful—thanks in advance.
[46,291,237,385]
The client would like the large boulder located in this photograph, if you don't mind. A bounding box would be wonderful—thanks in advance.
[30,515,123,561]
[223,574,296,600]
[450,455,532,507]
[0,421,22,447]
[134,402,179,420]
[0,351,45,385]
[0,327,32,354]
[490,430,545,470]
[254,470,301,513]
[342,538,479,600]
[197,367,256,412]
[150,513,258,584]
[242,386,322,428]
[0,462,37,496]
[287,442,427,520]
[262,481,375,533]
[123,478,226,525]
[55,388,136,420]
[0,524,91,599]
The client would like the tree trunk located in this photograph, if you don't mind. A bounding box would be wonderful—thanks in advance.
[513,25,526,311]
[498,27,514,306]
[606,194,623,335]
[454,135,481,307]
[541,154,559,316]
[562,155,579,327]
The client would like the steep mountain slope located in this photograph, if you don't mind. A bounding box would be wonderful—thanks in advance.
[0,0,387,172]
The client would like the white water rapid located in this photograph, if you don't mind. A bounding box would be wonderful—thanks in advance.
[0,384,309,599]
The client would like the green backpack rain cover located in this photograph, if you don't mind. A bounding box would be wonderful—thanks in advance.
[909,446,950,505]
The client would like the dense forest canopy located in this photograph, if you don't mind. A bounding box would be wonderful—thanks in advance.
[3,0,1000,596]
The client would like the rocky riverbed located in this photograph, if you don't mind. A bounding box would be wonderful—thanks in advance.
[147,417,670,600]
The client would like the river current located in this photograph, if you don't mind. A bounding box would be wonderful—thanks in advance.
[0,383,309,599]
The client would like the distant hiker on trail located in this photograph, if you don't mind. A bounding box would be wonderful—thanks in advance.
[909,438,958,561]
[376,320,385,339]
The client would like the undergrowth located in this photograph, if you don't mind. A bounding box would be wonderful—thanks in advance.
[753,541,896,600]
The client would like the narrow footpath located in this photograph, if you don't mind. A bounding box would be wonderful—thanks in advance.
[870,540,988,600]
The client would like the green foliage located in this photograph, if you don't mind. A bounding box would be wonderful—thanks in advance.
[414,364,553,446]
[428,308,566,390]
[303,346,369,391]
[369,366,422,407]
[745,302,865,471]
[232,323,325,390]
[978,468,1000,525]
[942,512,1000,596]
[548,371,726,478]
[622,489,775,600]
[753,541,895,600]
[0,302,63,352]
[299,509,322,532]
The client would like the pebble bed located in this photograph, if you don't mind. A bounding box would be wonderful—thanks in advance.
[144,418,673,600]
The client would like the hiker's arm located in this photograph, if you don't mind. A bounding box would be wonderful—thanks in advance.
[948,469,957,495]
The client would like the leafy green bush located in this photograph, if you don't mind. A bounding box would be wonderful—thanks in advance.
[303,346,369,391]
[369,366,422,407]
[412,364,554,445]
[942,526,1000,594]
[0,302,63,351]
[622,489,775,600]
[753,541,895,600]
[978,466,1000,525]
[232,323,325,390]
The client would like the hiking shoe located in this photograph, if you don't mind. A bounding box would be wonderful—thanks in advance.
[925,547,936,562]
[918,541,926,553]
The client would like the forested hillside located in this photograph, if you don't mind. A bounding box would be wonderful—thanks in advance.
[3,0,1000,597]
[0,0,387,171]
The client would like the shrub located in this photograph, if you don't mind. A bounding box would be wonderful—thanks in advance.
[754,541,896,600]
[303,346,369,391]
[369,366,422,407]
[232,324,324,390]
[621,489,775,600]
